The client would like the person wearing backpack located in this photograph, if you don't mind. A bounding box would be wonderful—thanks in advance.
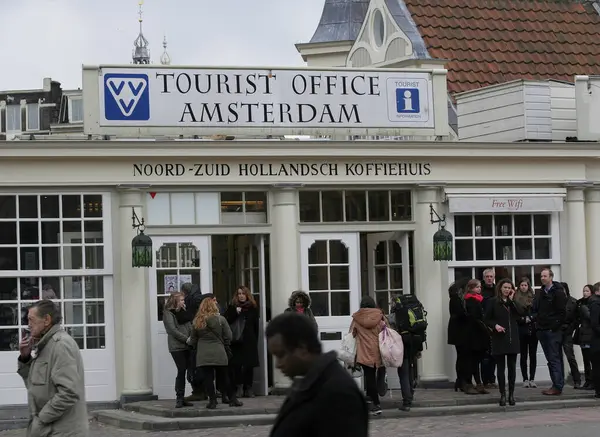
[390,293,427,411]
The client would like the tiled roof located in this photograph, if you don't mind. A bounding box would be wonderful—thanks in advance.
[403,0,600,95]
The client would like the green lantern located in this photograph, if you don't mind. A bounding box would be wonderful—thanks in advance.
[433,226,453,261]
[132,231,153,267]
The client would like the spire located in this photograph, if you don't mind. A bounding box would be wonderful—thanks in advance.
[160,35,171,65]
[132,0,150,64]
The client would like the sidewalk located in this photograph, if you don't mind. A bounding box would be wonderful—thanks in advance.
[94,386,599,431]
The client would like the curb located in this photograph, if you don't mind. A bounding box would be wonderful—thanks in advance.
[94,398,600,431]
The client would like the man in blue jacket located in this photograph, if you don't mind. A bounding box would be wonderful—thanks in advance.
[532,268,567,395]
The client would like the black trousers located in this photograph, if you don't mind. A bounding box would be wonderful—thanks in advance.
[581,348,593,384]
[200,365,234,400]
[170,350,191,397]
[562,330,581,384]
[361,365,380,406]
[230,364,255,389]
[482,351,496,384]
[591,350,600,396]
[495,353,517,394]
[519,332,538,381]
[457,347,483,385]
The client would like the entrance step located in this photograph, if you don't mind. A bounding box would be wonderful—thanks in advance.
[93,387,599,430]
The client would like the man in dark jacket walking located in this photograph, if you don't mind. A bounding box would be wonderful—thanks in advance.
[181,283,206,401]
[481,268,497,388]
[532,269,567,395]
[266,312,368,437]
[589,282,600,399]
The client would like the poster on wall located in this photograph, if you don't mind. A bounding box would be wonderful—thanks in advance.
[163,274,192,293]
[83,65,448,137]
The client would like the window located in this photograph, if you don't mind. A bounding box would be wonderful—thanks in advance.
[26,103,39,131]
[299,189,412,223]
[0,194,109,351]
[307,239,350,317]
[450,213,558,289]
[69,97,83,123]
[220,191,267,224]
[6,104,21,132]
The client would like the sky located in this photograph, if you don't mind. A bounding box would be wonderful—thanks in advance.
[0,0,326,90]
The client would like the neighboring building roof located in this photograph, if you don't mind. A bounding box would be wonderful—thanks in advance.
[309,0,370,43]
[403,0,600,95]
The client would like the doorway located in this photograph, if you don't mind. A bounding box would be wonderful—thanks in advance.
[149,234,271,399]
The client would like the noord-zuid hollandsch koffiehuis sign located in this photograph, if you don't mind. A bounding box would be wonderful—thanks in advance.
[84,65,439,136]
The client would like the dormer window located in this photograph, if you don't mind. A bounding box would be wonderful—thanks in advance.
[26,103,40,131]
[5,104,21,132]
[69,97,83,123]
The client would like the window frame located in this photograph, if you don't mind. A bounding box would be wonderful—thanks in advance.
[5,104,21,132]
[26,102,40,131]
[68,96,84,123]
[0,191,113,351]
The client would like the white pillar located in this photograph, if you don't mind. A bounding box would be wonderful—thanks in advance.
[585,187,600,285]
[269,188,301,389]
[565,186,587,298]
[119,189,153,402]
[414,186,448,382]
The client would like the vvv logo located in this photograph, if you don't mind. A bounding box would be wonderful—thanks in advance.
[104,73,150,121]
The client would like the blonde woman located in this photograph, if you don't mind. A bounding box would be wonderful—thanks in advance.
[163,292,193,408]
[188,298,243,409]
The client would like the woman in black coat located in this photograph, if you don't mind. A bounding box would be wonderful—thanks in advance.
[484,278,525,407]
[447,278,472,393]
[575,284,595,390]
[463,279,491,395]
[224,286,260,398]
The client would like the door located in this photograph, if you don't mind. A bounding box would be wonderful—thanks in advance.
[300,233,360,354]
[236,235,269,396]
[366,231,411,389]
[149,236,212,399]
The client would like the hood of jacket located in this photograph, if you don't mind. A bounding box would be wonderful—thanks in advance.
[288,290,312,309]
[589,294,600,306]
[352,307,383,329]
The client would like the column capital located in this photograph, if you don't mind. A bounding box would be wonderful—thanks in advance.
[585,184,600,202]
[564,180,594,190]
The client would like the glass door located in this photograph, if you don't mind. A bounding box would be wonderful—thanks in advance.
[149,236,212,399]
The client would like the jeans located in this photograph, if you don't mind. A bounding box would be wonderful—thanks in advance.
[581,347,593,384]
[562,330,581,384]
[200,365,234,400]
[495,354,517,394]
[537,330,564,391]
[170,350,191,398]
[519,332,538,381]
[396,355,415,404]
[361,365,380,406]
[482,352,496,384]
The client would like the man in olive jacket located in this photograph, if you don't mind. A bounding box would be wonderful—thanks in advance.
[18,300,88,437]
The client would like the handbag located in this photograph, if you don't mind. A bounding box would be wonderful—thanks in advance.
[379,325,404,368]
[338,332,357,366]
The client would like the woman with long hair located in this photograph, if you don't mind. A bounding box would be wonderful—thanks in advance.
[189,297,243,409]
[162,292,193,408]
[484,279,524,406]
[514,277,537,388]
[463,279,490,394]
[576,284,595,390]
[224,286,260,398]
[350,295,387,416]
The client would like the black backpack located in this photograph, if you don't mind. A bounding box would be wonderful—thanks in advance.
[392,294,428,337]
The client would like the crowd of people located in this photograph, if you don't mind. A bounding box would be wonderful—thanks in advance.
[448,268,600,405]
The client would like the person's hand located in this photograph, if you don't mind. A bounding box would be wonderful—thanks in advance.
[236,307,242,314]
[19,334,32,359]
[509,289,515,300]
[495,324,506,333]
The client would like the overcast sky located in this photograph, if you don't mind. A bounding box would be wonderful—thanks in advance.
[0,0,325,90]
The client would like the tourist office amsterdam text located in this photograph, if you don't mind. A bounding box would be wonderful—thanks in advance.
[132,161,432,178]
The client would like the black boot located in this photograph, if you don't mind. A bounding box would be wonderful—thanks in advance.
[243,387,255,398]
[229,396,243,407]
[206,397,218,409]
[176,389,193,408]
[221,394,231,404]
[499,392,506,407]
[508,382,516,406]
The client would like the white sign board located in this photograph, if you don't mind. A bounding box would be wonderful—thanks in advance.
[163,274,192,293]
[83,65,445,137]
[448,196,564,213]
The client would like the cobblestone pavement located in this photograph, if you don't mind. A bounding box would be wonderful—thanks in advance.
[2,406,600,437]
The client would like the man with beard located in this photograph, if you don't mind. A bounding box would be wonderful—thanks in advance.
[481,268,497,389]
